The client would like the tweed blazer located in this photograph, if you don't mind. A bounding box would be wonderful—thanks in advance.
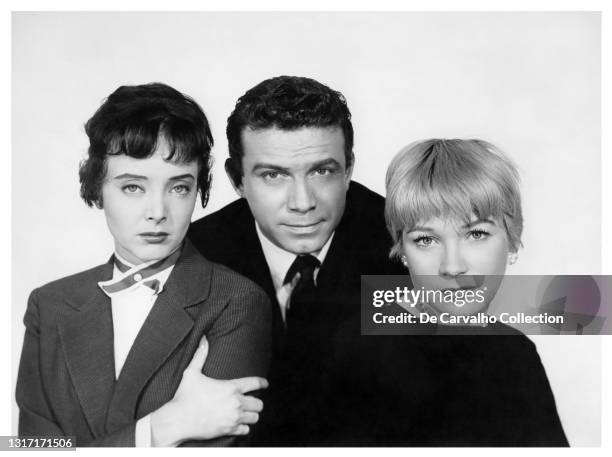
[16,240,272,447]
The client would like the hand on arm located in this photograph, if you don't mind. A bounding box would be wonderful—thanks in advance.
[150,337,268,447]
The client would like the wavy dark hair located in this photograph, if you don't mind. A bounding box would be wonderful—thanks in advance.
[79,82,214,208]
[225,75,354,185]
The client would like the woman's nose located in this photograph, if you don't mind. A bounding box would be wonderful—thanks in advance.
[144,193,167,223]
[439,244,468,277]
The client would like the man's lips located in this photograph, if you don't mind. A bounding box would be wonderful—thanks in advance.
[282,221,324,234]
[284,223,320,228]
[139,232,169,243]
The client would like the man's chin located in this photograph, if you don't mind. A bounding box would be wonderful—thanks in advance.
[279,236,329,256]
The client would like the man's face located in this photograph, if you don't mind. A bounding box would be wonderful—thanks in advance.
[232,127,352,255]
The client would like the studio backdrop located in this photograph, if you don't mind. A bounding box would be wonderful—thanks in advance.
[12,11,601,445]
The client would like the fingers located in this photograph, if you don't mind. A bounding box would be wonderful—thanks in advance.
[186,336,209,373]
[239,411,259,425]
[232,424,250,436]
[230,376,269,394]
[240,395,264,413]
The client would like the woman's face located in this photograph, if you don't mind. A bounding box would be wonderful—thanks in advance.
[402,215,513,315]
[101,138,198,265]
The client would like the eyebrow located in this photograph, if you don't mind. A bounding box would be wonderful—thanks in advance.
[308,158,341,171]
[408,218,496,233]
[250,158,342,174]
[251,163,290,174]
[113,173,195,180]
[463,218,496,229]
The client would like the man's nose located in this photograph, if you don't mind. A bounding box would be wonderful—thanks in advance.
[144,192,168,223]
[439,243,468,277]
[287,178,316,213]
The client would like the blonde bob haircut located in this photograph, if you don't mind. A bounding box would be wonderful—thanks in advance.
[385,139,523,260]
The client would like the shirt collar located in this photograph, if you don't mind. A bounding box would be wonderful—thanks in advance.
[107,251,176,294]
[255,222,334,291]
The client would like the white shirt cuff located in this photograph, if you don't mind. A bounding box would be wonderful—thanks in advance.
[135,413,152,447]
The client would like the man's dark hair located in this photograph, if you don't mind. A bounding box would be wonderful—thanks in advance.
[79,82,214,208]
[225,75,354,185]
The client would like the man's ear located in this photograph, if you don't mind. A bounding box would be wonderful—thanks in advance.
[225,158,244,197]
[344,152,355,185]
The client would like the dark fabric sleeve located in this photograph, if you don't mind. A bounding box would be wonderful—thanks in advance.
[180,284,273,448]
[511,341,569,446]
[17,288,66,437]
[16,289,136,447]
[202,286,273,379]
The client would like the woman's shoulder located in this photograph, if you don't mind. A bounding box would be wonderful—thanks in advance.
[185,243,270,303]
[206,259,268,299]
[33,262,109,295]
[486,322,541,357]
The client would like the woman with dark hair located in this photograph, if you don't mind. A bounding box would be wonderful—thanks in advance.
[16,83,272,447]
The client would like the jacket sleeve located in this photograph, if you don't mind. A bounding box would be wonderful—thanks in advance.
[180,283,273,448]
[17,288,66,437]
[513,340,569,446]
[202,284,273,379]
[16,289,137,447]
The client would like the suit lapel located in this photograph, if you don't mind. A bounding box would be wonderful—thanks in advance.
[233,208,286,350]
[58,261,116,438]
[104,241,212,429]
[231,202,277,300]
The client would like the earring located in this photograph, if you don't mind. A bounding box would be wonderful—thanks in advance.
[508,253,518,265]
[401,255,409,268]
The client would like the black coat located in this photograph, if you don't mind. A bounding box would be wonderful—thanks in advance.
[188,181,567,447]
[326,321,569,446]
[188,181,404,445]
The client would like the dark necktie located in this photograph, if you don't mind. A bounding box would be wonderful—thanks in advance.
[284,254,321,330]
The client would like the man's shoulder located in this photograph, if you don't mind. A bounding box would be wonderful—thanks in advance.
[187,198,258,268]
[346,181,385,212]
[190,198,251,233]
[340,181,388,238]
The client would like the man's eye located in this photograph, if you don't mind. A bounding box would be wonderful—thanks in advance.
[314,168,333,176]
[261,171,281,180]
[122,184,142,194]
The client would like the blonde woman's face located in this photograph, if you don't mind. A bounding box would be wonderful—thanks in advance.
[401,215,512,315]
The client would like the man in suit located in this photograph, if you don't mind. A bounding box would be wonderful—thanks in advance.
[188,76,404,445]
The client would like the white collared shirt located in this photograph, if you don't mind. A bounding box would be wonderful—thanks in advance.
[255,223,333,321]
[99,252,176,447]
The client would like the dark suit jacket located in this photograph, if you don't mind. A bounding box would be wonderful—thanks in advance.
[16,240,272,447]
[188,181,405,445]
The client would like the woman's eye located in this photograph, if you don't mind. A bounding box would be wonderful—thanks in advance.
[469,229,490,241]
[122,184,142,194]
[414,236,435,247]
[172,185,191,195]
